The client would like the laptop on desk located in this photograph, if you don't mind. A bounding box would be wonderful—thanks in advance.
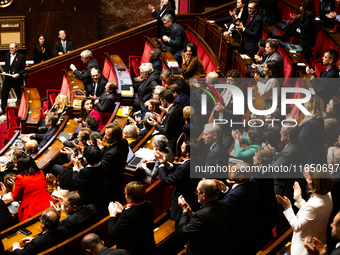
[126,147,156,170]
[279,40,302,51]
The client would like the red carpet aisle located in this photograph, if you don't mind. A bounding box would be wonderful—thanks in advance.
[0,121,8,150]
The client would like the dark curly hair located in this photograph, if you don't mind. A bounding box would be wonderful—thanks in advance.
[58,166,77,191]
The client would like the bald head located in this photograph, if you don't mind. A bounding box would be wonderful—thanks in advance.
[26,140,39,155]
[82,233,104,254]
[206,72,219,85]
[198,179,218,201]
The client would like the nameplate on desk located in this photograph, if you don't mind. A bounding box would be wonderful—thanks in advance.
[297,63,306,66]
[167,61,179,68]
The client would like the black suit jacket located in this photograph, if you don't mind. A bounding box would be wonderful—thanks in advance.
[85,75,108,97]
[174,92,190,109]
[73,58,101,86]
[311,65,340,107]
[150,58,162,73]
[205,141,229,168]
[108,201,156,255]
[12,229,67,255]
[137,70,160,109]
[243,13,263,52]
[219,179,258,254]
[272,140,308,199]
[98,247,131,255]
[152,6,176,37]
[59,204,99,237]
[54,40,74,56]
[169,22,188,54]
[0,199,15,232]
[177,200,230,255]
[155,104,183,146]
[3,52,26,86]
[102,139,129,203]
[137,127,151,141]
[158,158,202,221]
[96,92,116,113]
[35,125,59,149]
[215,9,248,30]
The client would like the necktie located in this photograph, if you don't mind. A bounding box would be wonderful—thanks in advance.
[247,16,252,27]
[92,82,95,96]
[62,42,66,53]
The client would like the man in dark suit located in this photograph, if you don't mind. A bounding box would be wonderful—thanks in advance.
[82,233,131,255]
[217,162,258,255]
[252,38,284,76]
[0,199,15,232]
[156,138,203,236]
[100,122,129,204]
[149,48,162,73]
[167,84,190,109]
[54,30,74,56]
[0,42,26,115]
[307,49,340,107]
[133,63,160,110]
[162,14,188,65]
[202,123,229,168]
[23,112,59,149]
[86,68,108,98]
[58,192,99,237]
[70,50,101,86]
[148,90,183,154]
[236,0,263,59]
[304,211,340,255]
[12,209,67,254]
[270,121,308,231]
[177,179,230,255]
[93,81,117,113]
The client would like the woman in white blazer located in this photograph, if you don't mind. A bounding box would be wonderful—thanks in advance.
[276,169,333,255]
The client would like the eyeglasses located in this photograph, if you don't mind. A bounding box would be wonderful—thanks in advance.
[194,190,202,195]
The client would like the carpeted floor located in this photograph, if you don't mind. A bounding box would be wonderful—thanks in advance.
[0,121,8,151]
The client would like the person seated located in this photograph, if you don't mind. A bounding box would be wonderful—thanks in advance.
[167,83,190,109]
[39,93,68,132]
[181,42,206,79]
[133,98,162,128]
[33,34,51,64]
[162,14,188,65]
[75,97,104,130]
[0,199,15,232]
[326,0,340,23]
[108,181,156,255]
[232,127,267,164]
[139,134,174,185]
[122,125,140,149]
[12,156,53,222]
[183,106,201,139]
[324,96,340,149]
[147,0,176,37]
[24,139,39,157]
[93,81,117,113]
[252,38,283,77]
[148,48,162,73]
[56,191,100,237]
[137,112,157,141]
[54,30,74,56]
[253,60,281,110]
[87,67,108,98]
[82,233,131,255]
[72,145,106,216]
[160,69,190,96]
[24,112,59,150]
[49,166,77,202]
[85,116,99,132]
[70,50,101,86]
[254,38,267,64]
[0,172,15,203]
[12,209,67,254]
[89,131,102,147]
[133,63,160,110]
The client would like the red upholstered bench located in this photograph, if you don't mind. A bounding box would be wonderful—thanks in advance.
[184,24,218,74]
[128,39,153,77]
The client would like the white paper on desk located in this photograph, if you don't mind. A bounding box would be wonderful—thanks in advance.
[315,17,320,20]
[297,63,306,66]
[240,54,250,59]
[135,148,155,161]
[167,61,179,68]
[122,106,129,116]
[290,50,297,53]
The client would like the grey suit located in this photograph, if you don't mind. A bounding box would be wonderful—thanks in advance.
[256,51,284,77]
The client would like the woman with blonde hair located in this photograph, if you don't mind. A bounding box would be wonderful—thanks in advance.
[298,95,326,164]
[277,168,333,255]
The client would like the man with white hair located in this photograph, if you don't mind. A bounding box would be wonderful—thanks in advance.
[70,49,101,86]
[202,123,229,168]
[133,62,160,110]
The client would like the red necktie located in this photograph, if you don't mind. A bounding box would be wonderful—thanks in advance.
[247,16,252,27]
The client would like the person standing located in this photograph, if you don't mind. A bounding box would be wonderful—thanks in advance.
[54,30,74,56]
[1,42,26,115]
